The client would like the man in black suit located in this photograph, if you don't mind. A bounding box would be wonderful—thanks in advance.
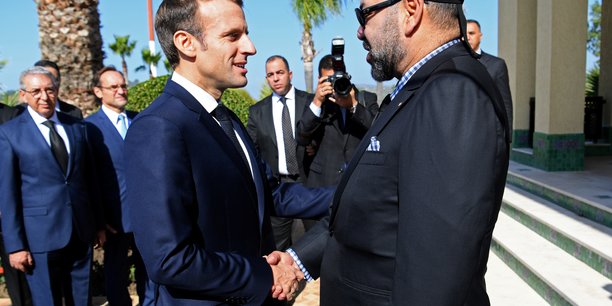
[33,60,84,119]
[247,55,314,250]
[0,103,33,306]
[467,19,513,139]
[296,54,378,188]
[268,0,510,304]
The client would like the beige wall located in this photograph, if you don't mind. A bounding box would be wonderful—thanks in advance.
[498,0,537,131]
[535,0,588,134]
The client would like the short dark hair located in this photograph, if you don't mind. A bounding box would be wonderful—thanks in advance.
[467,19,481,30]
[34,59,61,82]
[318,54,334,76]
[155,0,244,69]
[93,65,122,88]
[265,55,290,71]
[424,2,460,33]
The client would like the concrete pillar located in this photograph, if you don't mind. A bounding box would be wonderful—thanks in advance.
[498,0,537,148]
[532,0,588,170]
[600,0,612,142]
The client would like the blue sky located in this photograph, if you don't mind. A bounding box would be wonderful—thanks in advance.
[0,0,597,99]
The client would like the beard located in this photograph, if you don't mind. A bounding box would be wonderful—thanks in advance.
[368,14,405,82]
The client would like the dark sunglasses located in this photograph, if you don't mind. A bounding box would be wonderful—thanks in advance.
[355,0,401,27]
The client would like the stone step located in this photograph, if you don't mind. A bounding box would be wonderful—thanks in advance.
[492,213,612,305]
[502,185,612,279]
[507,171,612,228]
[485,250,548,305]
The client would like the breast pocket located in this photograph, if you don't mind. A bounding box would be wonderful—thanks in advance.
[360,151,386,165]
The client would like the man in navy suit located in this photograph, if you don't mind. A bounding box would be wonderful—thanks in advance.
[86,66,147,306]
[467,19,513,140]
[124,0,332,305]
[0,67,106,305]
[0,104,33,306]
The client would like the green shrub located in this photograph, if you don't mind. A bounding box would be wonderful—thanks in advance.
[127,75,255,124]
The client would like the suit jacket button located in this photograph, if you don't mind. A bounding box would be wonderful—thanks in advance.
[329,229,334,236]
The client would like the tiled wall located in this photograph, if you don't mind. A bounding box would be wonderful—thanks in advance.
[510,132,584,171]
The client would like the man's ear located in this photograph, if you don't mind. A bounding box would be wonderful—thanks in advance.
[173,31,198,58]
[400,0,424,37]
[93,87,103,99]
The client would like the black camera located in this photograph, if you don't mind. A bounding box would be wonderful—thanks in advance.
[326,37,352,97]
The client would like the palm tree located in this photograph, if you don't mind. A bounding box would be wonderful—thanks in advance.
[292,0,344,93]
[35,0,104,114]
[109,35,137,83]
[136,48,162,79]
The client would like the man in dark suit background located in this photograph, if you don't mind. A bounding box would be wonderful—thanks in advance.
[0,103,19,123]
[124,0,334,304]
[467,19,513,139]
[86,66,147,306]
[0,67,105,305]
[0,103,32,306]
[247,55,314,250]
[296,54,378,188]
[269,0,510,304]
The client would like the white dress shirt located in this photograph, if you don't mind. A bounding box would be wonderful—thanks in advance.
[101,104,130,136]
[272,86,297,175]
[28,106,71,154]
[171,72,254,177]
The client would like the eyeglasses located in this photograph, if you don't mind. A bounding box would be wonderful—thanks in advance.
[100,84,128,92]
[355,0,401,27]
[21,88,57,98]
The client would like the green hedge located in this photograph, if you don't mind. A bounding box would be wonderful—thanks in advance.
[127,75,255,124]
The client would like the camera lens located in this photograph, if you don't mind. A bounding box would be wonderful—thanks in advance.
[333,77,352,96]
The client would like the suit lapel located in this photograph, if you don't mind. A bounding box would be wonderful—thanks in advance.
[329,43,467,228]
[22,112,66,176]
[262,97,277,148]
[164,81,260,220]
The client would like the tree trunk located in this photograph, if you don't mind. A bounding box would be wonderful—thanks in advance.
[35,0,104,115]
[301,27,316,93]
[121,57,128,84]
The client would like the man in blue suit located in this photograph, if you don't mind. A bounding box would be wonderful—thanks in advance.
[0,67,106,306]
[124,0,331,305]
[86,66,147,306]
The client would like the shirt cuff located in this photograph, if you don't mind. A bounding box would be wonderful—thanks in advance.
[309,103,322,118]
[286,248,314,282]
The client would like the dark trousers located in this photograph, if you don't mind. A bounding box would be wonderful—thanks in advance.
[27,234,92,306]
[0,233,33,306]
[104,232,148,306]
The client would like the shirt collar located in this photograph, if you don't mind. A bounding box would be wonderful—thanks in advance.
[171,72,220,113]
[391,39,461,100]
[101,104,127,124]
[27,105,60,126]
[273,86,296,104]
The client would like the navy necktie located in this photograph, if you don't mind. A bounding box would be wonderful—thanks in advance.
[42,120,68,174]
[212,105,249,167]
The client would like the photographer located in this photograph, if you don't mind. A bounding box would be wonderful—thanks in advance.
[296,53,379,189]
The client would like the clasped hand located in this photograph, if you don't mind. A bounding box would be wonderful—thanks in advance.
[266,251,304,301]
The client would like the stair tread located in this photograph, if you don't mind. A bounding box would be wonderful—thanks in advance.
[485,250,548,305]
[493,213,611,304]
[503,185,612,260]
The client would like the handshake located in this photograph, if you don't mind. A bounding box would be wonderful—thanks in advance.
[266,251,305,301]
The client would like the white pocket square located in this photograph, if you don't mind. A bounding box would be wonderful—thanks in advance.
[366,136,380,152]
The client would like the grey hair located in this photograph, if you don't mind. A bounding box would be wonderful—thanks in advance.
[19,66,58,90]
